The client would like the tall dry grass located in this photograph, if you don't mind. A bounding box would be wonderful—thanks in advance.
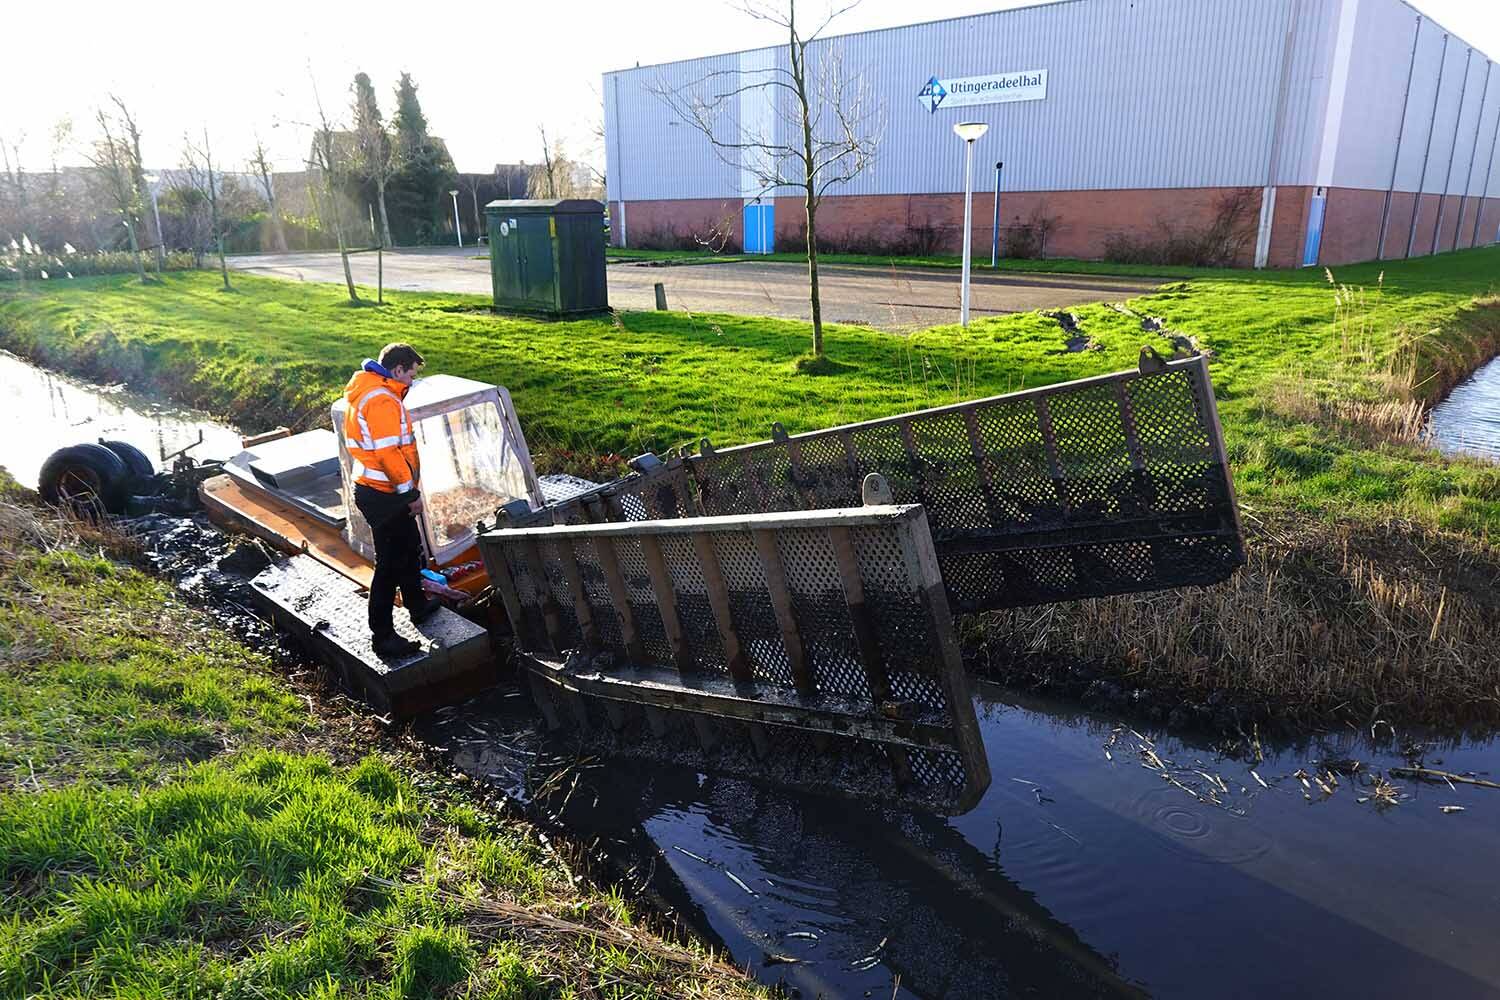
[971,517,1500,727]
[1263,274,1500,447]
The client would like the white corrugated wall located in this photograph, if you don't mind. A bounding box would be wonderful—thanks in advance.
[605,0,1498,206]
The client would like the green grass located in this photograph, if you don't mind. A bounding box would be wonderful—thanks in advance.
[2,247,1500,537]
[0,492,762,998]
[605,245,1241,279]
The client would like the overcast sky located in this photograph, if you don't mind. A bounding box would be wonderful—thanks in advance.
[6,0,1499,177]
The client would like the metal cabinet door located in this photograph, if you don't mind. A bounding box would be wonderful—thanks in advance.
[491,217,524,304]
[518,216,557,308]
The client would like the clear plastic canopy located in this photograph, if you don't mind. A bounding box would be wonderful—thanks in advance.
[333,375,542,566]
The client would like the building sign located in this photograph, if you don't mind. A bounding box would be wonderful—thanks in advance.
[918,70,1048,113]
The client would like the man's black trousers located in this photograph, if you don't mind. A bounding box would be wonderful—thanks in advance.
[353,484,426,638]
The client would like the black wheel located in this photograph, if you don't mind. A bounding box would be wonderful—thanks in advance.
[38,443,129,516]
[99,439,155,479]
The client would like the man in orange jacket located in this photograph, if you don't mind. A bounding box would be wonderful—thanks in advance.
[344,342,441,658]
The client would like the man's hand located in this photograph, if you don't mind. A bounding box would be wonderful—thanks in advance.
[408,498,424,516]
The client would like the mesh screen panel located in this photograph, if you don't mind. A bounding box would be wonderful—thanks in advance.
[478,506,988,814]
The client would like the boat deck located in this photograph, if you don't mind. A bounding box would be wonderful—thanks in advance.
[248,555,495,717]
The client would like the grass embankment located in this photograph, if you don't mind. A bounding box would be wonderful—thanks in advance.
[0,474,762,998]
[3,249,1500,725]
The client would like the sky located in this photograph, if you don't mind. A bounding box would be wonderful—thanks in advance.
[5,0,1500,178]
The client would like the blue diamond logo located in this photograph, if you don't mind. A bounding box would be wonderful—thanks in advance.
[918,76,947,113]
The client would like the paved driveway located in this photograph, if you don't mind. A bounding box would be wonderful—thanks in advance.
[229,246,1157,331]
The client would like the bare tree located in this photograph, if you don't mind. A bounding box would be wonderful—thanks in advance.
[109,97,163,276]
[533,125,559,199]
[183,128,231,290]
[82,102,148,283]
[249,135,288,252]
[457,171,485,238]
[525,131,599,200]
[351,72,394,248]
[309,81,360,303]
[651,0,881,358]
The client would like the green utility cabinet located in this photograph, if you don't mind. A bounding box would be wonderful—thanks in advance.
[484,199,608,316]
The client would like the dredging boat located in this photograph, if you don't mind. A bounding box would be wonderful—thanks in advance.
[39,349,1244,814]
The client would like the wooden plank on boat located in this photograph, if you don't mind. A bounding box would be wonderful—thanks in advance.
[200,474,375,590]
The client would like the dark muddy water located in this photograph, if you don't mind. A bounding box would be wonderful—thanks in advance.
[1430,355,1500,461]
[0,349,242,488]
[9,351,1500,999]
[433,686,1500,999]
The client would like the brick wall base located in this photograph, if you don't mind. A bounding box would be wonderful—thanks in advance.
[612,188,1500,268]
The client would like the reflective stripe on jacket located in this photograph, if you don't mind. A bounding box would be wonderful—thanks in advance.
[343,368,420,494]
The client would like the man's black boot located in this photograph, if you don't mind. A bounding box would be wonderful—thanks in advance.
[408,598,444,625]
[372,632,421,659]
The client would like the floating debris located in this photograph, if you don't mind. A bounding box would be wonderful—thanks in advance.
[672,846,709,864]
[1440,805,1466,815]
[725,870,758,896]
[785,931,820,942]
[1391,766,1500,791]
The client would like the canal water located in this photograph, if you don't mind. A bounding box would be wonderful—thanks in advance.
[436,685,1500,999]
[1429,355,1500,461]
[0,349,242,488]
[7,350,1500,999]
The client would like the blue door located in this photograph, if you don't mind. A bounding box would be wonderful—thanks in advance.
[743,203,774,254]
[1302,189,1328,267]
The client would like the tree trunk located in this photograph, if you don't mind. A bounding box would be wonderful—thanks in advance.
[805,192,822,357]
[376,176,393,249]
[124,217,146,283]
[217,235,230,290]
[791,18,824,359]
[269,195,289,253]
[329,193,359,303]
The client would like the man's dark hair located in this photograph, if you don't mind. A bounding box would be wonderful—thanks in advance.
[379,343,425,371]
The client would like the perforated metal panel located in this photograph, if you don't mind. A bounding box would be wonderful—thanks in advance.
[686,355,1243,613]
[501,356,1241,617]
[479,506,989,814]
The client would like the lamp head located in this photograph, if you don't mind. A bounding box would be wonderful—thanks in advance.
[953,121,989,143]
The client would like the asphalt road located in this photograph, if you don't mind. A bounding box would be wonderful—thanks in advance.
[228,245,1157,331]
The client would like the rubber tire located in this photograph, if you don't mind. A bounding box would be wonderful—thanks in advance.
[38,443,130,515]
[99,439,155,479]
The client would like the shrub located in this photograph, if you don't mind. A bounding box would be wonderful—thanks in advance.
[0,247,197,281]
[1103,187,1259,267]
[631,219,741,254]
[1001,205,1062,260]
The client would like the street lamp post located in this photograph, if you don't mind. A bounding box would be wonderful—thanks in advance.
[953,122,989,327]
[991,161,1004,268]
[449,190,463,248]
[143,173,165,272]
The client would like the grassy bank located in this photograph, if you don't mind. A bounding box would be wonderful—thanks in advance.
[3,252,1500,534]
[0,475,762,999]
[3,249,1500,725]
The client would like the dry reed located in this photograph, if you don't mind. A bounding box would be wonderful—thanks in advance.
[971,517,1500,728]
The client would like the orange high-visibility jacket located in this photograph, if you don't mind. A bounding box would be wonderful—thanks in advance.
[343,364,420,494]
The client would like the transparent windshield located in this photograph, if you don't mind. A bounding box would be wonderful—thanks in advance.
[413,400,532,548]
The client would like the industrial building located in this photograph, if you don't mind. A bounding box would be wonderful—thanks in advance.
[602,0,1500,268]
